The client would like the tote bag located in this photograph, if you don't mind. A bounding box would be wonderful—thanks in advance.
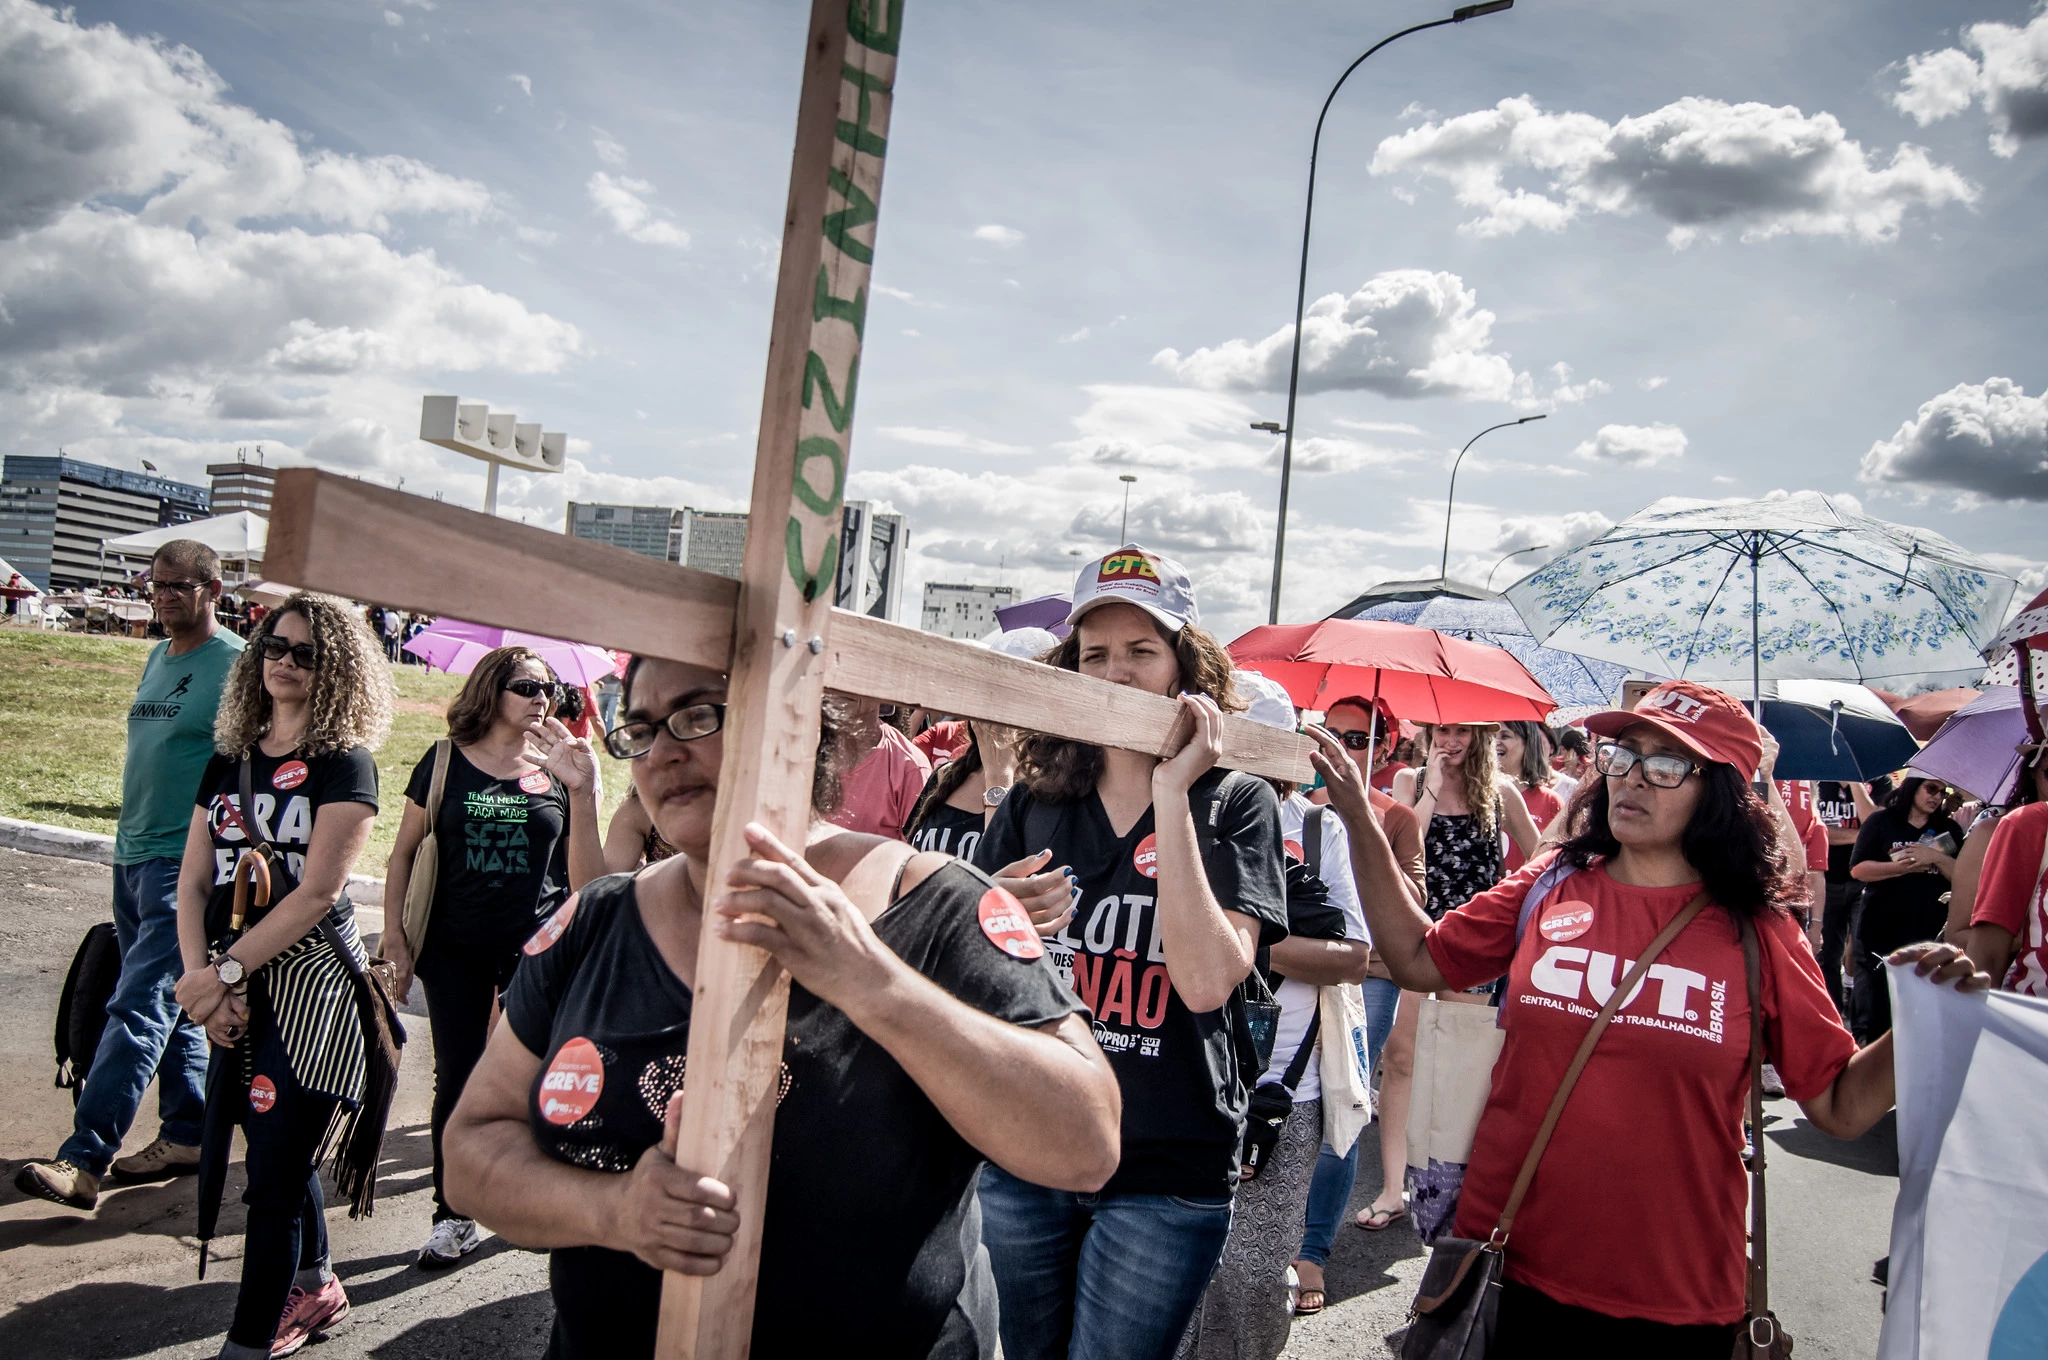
[1318,981,1374,1157]
[1405,995,1506,1244]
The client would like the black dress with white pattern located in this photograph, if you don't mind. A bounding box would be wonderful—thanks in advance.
[1422,811,1503,923]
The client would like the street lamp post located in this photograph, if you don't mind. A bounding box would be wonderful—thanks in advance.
[419,396,568,516]
[1118,474,1137,544]
[1264,0,1516,624]
[1487,543,1550,591]
[1440,414,1546,580]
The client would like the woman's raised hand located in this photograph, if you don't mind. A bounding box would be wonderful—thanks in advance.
[991,849,1077,938]
[528,716,601,797]
[1307,725,1374,824]
[1154,693,1224,795]
[610,1090,740,1276]
[712,822,902,1011]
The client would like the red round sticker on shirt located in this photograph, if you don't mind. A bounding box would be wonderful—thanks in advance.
[1283,838,1305,862]
[519,770,552,795]
[1133,833,1160,879]
[1539,903,1595,943]
[271,761,309,790]
[978,888,1044,960]
[248,1075,278,1114]
[524,895,578,956]
[540,1037,604,1125]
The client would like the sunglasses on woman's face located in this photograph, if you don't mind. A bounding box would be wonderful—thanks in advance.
[257,635,318,669]
[603,702,727,759]
[1330,728,1380,751]
[504,678,563,703]
[1595,741,1699,789]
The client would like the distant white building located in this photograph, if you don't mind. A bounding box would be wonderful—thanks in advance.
[671,502,909,622]
[922,582,1015,640]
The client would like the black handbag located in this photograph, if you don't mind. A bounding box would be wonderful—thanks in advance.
[1399,893,1709,1359]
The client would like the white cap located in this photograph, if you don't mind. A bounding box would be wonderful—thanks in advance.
[1235,669,1298,731]
[1066,544,1199,634]
[980,626,1059,661]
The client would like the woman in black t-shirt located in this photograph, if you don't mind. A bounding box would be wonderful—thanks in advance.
[1848,776,1963,1038]
[380,646,605,1269]
[440,656,1120,1359]
[971,547,1289,1360]
[171,593,391,1360]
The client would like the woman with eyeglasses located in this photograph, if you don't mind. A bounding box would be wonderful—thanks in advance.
[1313,679,1988,1356]
[171,593,394,1360]
[441,655,1120,1358]
[379,646,606,1269]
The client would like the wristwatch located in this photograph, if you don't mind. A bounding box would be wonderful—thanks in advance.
[213,955,246,987]
[983,785,1009,809]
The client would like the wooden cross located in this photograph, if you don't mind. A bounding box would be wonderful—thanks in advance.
[264,3,1308,1354]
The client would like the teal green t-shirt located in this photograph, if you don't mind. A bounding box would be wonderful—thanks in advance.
[116,631,246,864]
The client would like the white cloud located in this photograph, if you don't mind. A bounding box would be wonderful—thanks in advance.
[1333,419,1427,436]
[1370,95,1977,247]
[877,426,1030,456]
[592,134,628,166]
[1889,10,2048,156]
[1057,385,1267,471]
[1154,270,1530,402]
[973,224,1024,247]
[210,385,329,420]
[587,171,690,248]
[1572,422,1688,466]
[1059,326,1092,344]
[872,283,917,301]
[1276,436,1420,475]
[1859,377,2048,502]
[1533,361,1610,409]
[508,72,532,98]
[1638,375,1670,391]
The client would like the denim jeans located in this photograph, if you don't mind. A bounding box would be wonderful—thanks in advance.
[59,858,210,1175]
[978,1164,1234,1360]
[1296,1140,1359,1269]
[1359,975,1400,1084]
[229,1023,338,1348]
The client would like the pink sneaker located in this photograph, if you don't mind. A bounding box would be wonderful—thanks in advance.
[271,1278,349,1357]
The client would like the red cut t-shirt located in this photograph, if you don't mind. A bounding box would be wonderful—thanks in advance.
[1970,803,2048,996]
[1776,781,1830,873]
[1425,854,1857,1325]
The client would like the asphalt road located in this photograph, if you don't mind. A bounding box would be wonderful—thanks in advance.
[0,847,1895,1358]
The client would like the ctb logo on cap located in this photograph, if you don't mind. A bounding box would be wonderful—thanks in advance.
[1098,552,1160,587]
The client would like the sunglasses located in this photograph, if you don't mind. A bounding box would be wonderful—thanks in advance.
[504,678,563,703]
[1595,742,1700,790]
[149,579,213,597]
[603,702,727,759]
[257,635,318,669]
[1330,728,1383,751]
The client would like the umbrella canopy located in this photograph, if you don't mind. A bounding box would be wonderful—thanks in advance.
[102,511,268,561]
[233,579,295,608]
[1908,687,2048,804]
[1506,492,2017,698]
[403,619,617,687]
[1885,687,1983,743]
[995,592,1073,639]
[1228,619,1557,725]
[1739,679,1921,781]
[1336,589,1627,709]
[1983,585,2048,744]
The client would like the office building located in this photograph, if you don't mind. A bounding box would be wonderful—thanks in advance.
[207,458,278,516]
[0,455,210,589]
[921,582,1016,640]
[660,502,908,621]
[679,509,749,579]
[567,502,685,561]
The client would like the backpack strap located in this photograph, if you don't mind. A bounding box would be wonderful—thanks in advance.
[1274,993,1322,1094]
[1304,805,1326,882]
[1514,856,1584,947]
[1738,912,1774,1344]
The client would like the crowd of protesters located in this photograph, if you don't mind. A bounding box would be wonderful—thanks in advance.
[14,537,2038,1360]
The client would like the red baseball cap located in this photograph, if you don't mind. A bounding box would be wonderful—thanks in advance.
[1584,680,1763,782]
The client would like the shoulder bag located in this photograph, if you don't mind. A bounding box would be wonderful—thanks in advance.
[1400,891,1709,1359]
[398,738,452,959]
[1734,912,1793,1358]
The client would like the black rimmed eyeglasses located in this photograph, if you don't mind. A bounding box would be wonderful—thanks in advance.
[1595,742,1700,789]
[603,702,727,759]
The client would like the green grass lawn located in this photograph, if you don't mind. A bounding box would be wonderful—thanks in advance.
[0,626,621,874]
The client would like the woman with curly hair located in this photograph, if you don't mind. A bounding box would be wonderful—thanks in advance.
[172,592,393,1359]
[971,547,1290,1360]
[379,646,605,1268]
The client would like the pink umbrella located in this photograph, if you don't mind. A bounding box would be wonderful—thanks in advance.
[403,618,617,687]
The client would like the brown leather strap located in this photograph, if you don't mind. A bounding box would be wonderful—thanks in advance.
[1494,891,1710,1242]
[1740,912,1769,1324]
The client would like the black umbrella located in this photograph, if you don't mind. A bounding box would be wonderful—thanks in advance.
[195,850,269,1279]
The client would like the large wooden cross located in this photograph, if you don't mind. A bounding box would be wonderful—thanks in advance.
[264,2,1307,1354]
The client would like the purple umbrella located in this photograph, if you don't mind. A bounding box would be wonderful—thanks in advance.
[995,593,1072,639]
[402,618,618,687]
[1908,687,2048,804]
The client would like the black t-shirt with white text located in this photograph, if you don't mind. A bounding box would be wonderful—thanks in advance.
[504,861,1082,1360]
[908,775,987,863]
[1850,806,1963,953]
[404,744,571,954]
[1814,781,1861,882]
[972,768,1289,1198]
[195,744,380,942]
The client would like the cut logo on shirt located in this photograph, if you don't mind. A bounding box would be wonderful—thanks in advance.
[978,887,1044,960]
[541,1037,604,1125]
[1539,903,1595,942]
[249,1075,278,1115]
[519,770,552,795]
[1133,833,1160,879]
[272,760,309,790]
[525,895,579,955]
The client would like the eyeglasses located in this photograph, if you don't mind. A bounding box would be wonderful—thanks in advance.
[504,678,563,703]
[603,703,727,759]
[257,635,318,669]
[149,579,213,597]
[1595,742,1700,789]
[1330,728,1382,752]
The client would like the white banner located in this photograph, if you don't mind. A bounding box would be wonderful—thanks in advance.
[1879,964,2048,1360]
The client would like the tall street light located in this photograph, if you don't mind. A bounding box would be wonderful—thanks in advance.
[1263,0,1516,624]
[1441,414,1546,580]
[1118,473,1138,544]
[1487,543,1550,591]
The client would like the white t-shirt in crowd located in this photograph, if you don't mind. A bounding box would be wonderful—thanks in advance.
[1263,792,1369,1104]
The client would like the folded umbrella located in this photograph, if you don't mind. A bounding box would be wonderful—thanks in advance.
[402,619,617,687]
[1741,679,1921,782]
[1909,687,2048,804]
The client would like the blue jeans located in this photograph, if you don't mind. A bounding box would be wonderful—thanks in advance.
[1360,975,1400,1083]
[978,1164,1234,1360]
[1296,978,1397,1268]
[60,859,210,1175]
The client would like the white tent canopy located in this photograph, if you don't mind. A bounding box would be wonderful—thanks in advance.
[102,511,267,561]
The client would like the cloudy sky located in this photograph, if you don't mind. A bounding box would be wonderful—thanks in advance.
[4,0,2045,639]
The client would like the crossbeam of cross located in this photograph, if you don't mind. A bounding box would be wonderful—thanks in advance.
[263,2,1306,1355]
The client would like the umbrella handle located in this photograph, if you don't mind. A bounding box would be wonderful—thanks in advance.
[230,849,271,934]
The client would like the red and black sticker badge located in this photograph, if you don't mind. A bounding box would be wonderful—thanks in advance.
[1539,902,1595,943]
[1283,838,1306,863]
[248,1075,278,1115]
[540,1037,603,1125]
[524,894,579,956]
[519,770,552,795]
[978,887,1044,960]
[272,760,309,790]
[1132,833,1160,880]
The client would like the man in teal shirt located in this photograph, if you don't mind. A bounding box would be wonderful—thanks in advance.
[18,541,245,1209]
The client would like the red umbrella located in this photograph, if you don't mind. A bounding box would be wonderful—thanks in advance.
[1228,619,1558,725]
[1880,687,1981,743]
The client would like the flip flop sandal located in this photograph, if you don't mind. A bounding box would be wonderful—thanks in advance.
[1295,1287,1327,1316]
[1356,1205,1407,1232]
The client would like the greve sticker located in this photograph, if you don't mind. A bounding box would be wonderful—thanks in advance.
[525,895,578,955]
[272,760,309,790]
[1539,902,1595,943]
[540,1037,603,1125]
[1133,833,1160,880]
[519,770,553,795]
[248,1075,278,1115]
[978,888,1044,960]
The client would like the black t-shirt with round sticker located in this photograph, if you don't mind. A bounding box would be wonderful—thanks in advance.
[971,767,1289,1198]
[404,744,571,955]
[504,860,1083,1360]
[194,744,380,942]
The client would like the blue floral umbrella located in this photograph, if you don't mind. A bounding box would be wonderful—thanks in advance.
[1337,593,1626,709]
[1505,493,2017,706]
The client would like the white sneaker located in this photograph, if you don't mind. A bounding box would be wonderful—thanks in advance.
[417,1217,481,1269]
[1761,1064,1786,1099]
